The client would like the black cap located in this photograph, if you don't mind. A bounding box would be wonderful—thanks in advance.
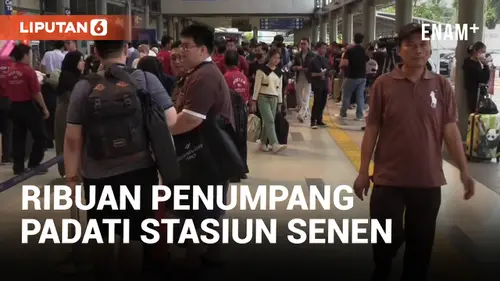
[273,34,284,42]
[397,23,432,45]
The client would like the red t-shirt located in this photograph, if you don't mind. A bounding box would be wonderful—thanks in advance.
[157,50,173,76]
[224,68,250,103]
[0,57,13,97]
[213,53,249,77]
[3,62,40,102]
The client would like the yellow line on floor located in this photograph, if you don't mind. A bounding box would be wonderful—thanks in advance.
[320,103,472,278]
[321,113,374,175]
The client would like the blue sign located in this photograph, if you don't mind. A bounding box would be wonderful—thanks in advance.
[260,18,304,30]
[4,0,13,15]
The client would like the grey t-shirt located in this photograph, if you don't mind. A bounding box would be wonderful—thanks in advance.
[66,69,174,179]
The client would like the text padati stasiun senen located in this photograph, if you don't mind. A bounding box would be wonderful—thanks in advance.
[21,184,392,245]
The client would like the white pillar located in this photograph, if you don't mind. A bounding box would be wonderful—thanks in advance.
[363,0,376,44]
[455,0,485,138]
[395,0,412,30]
[319,16,327,42]
[175,17,182,40]
[342,5,353,44]
[329,12,338,43]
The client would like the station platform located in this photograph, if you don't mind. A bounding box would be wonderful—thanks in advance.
[0,99,499,281]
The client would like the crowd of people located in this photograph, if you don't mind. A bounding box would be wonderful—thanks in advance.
[0,21,495,281]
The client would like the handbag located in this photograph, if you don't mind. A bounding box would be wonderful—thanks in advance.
[247,114,262,142]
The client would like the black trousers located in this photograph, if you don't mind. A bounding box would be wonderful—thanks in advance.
[311,86,328,125]
[10,102,47,173]
[0,109,12,162]
[41,84,56,147]
[370,185,441,281]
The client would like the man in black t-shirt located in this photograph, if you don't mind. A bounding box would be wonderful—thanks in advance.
[336,33,369,121]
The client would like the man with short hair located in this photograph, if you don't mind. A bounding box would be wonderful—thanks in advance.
[309,41,330,129]
[157,35,174,75]
[336,33,369,121]
[170,24,243,271]
[355,23,475,281]
[64,40,77,53]
[292,37,315,122]
[224,39,249,76]
[40,40,65,74]
[64,39,177,279]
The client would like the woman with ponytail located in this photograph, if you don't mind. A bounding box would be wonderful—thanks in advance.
[462,41,490,113]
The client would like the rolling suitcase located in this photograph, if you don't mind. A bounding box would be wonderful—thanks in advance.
[275,112,289,145]
[286,79,297,109]
[465,83,500,162]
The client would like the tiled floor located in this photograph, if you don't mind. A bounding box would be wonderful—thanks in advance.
[0,103,499,280]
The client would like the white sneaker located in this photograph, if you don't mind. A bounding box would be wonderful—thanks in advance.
[353,117,364,122]
[297,115,304,123]
[272,144,287,153]
[259,143,270,152]
[334,114,347,120]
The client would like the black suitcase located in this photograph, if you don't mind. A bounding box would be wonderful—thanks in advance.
[275,113,289,144]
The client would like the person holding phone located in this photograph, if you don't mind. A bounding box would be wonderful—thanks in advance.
[309,41,331,129]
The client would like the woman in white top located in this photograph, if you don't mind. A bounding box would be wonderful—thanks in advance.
[251,48,286,153]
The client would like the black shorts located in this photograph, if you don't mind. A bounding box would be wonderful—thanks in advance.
[83,167,159,241]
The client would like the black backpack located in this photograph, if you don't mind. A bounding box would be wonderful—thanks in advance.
[82,65,148,161]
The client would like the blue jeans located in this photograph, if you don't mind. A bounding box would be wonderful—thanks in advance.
[340,78,366,119]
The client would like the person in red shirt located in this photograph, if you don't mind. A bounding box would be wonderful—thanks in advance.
[156,35,174,76]
[3,44,49,175]
[224,49,250,181]
[224,50,250,104]
[227,39,249,76]
[212,37,227,74]
[0,56,13,164]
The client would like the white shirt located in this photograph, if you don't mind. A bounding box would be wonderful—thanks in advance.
[41,49,65,73]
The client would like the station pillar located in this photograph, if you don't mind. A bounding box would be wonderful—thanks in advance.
[97,0,107,15]
[319,15,327,42]
[56,0,70,14]
[167,17,175,39]
[455,0,486,139]
[363,0,376,44]
[342,5,353,44]
[0,0,4,15]
[157,14,164,40]
[395,0,413,30]
[312,21,319,43]
[252,27,258,40]
[329,12,338,43]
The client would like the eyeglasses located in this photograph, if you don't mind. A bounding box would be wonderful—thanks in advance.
[180,44,198,52]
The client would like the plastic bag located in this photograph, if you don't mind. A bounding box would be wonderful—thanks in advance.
[247,114,262,142]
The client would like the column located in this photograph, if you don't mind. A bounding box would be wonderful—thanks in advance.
[311,21,319,43]
[157,14,163,40]
[342,5,353,44]
[167,17,175,39]
[144,3,150,29]
[329,12,338,43]
[252,27,258,40]
[0,0,5,15]
[175,17,182,40]
[455,0,485,139]
[319,16,327,42]
[395,0,412,30]
[363,0,376,44]
[97,0,107,15]
[56,0,70,14]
